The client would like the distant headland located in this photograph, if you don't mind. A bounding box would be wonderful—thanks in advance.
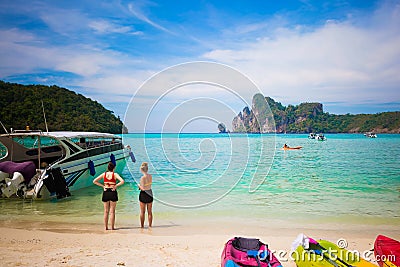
[0,81,127,134]
[232,93,400,133]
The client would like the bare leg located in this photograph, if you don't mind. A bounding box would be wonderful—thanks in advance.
[147,202,153,228]
[110,201,117,230]
[103,201,110,230]
[139,201,146,228]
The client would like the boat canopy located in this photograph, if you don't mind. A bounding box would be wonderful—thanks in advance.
[3,131,120,139]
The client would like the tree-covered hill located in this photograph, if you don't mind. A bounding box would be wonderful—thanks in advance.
[232,93,400,133]
[0,81,125,134]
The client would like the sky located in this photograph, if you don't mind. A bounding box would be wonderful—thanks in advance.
[0,0,399,132]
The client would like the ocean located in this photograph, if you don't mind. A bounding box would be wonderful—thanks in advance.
[1,133,399,227]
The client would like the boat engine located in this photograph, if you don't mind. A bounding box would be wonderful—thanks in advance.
[0,161,36,198]
[0,172,27,198]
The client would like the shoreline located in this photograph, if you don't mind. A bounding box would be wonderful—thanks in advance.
[2,213,399,235]
[1,219,399,238]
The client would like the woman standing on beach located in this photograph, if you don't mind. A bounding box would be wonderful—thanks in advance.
[93,162,124,230]
[138,162,153,228]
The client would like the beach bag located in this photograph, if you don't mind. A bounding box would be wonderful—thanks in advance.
[221,237,283,267]
[232,237,261,252]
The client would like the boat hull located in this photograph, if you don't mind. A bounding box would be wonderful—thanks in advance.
[293,239,375,267]
[283,146,302,150]
[34,148,130,199]
[374,235,400,267]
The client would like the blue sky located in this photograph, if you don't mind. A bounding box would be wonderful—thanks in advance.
[1,0,399,132]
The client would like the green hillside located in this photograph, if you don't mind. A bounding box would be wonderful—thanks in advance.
[0,81,125,134]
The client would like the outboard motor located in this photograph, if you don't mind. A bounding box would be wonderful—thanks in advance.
[1,172,26,198]
[43,167,71,199]
[0,171,8,183]
[0,161,36,198]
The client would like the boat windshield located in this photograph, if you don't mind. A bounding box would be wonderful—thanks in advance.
[12,135,61,149]
[69,136,121,149]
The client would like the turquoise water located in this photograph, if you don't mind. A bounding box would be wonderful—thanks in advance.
[1,133,399,226]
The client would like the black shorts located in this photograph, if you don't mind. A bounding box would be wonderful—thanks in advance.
[139,190,153,203]
[102,188,118,202]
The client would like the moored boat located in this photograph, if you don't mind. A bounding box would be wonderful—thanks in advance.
[364,132,377,138]
[308,133,316,139]
[315,133,327,141]
[374,235,400,267]
[308,133,326,141]
[0,130,135,199]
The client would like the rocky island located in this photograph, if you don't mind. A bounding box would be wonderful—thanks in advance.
[232,93,400,133]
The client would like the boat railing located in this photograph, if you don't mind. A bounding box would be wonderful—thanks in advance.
[11,129,43,134]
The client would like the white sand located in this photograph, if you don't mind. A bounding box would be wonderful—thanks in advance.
[1,219,399,267]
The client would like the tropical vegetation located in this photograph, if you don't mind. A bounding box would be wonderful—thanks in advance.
[0,81,125,134]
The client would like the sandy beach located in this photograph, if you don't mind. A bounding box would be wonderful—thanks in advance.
[1,218,399,267]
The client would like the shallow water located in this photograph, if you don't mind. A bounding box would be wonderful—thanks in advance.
[1,133,399,226]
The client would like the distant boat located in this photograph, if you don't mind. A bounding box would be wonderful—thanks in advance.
[315,133,327,141]
[364,132,377,138]
[308,133,326,141]
[0,130,135,200]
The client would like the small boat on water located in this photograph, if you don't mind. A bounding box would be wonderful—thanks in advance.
[364,132,377,138]
[309,133,326,141]
[282,144,302,150]
[315,133,327,141]
[374,235,400,267]
[0,130,135,199]
[222,237,283,267]
[292,234,375,267]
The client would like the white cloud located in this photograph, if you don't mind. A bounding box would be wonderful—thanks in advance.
[0,28,127,78]
[203,2,400,107]
[88,20,143,35]
[79,71,151,97]
[0,28,58,76]
[39,9,90,37]
[55,51,122,76]
[122,62,259,132]
[127,2,173,34]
